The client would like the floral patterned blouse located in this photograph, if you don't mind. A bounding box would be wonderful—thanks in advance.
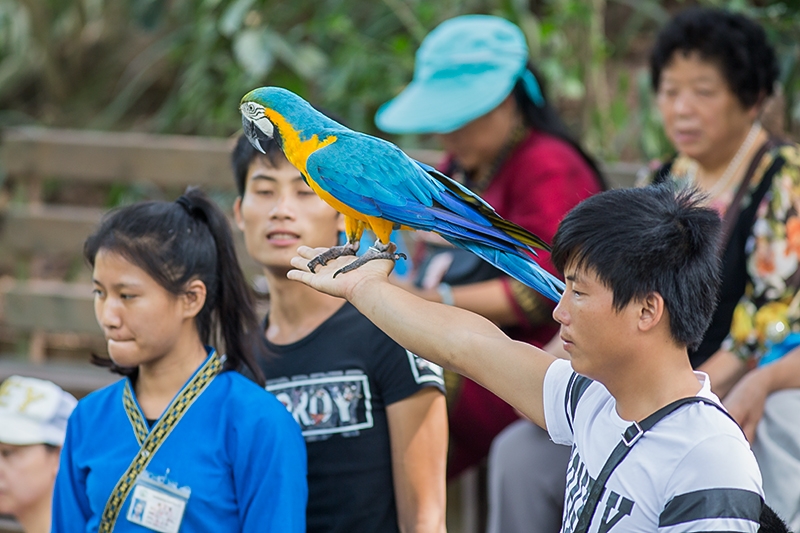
[642,142,800,362]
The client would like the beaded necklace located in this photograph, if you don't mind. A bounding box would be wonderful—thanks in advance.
[685,121,762,201]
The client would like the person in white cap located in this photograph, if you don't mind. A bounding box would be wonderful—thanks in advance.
[0,375,76,533]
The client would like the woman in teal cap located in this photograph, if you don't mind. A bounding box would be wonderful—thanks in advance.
[375,14,605,532]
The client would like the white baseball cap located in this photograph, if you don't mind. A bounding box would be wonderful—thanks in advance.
[0,376,77,446]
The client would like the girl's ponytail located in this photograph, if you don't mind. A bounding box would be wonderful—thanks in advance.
[175,188,266,386]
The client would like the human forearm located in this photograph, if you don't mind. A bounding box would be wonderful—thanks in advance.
[722,346,800,442]
[757,346,800,392]
[709,346,800,399]
[388,389,448,533]
[289,247,555,425]
[698,349,749,398]
[351,276,511,374]
[348,277,554,426]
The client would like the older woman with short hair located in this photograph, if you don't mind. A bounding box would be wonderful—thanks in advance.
[645,8,800,528]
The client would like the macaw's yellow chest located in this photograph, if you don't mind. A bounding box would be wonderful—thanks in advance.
[263,109,369,223]
[263,110,334,170]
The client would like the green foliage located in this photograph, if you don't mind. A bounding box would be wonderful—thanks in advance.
[0,0,797,163]
[702,0,800,144]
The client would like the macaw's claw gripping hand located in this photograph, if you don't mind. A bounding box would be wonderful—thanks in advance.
[289,245,395,302]
[332,241,407,278]
[307,241,360,273]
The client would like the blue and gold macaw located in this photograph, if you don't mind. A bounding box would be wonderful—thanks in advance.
[240,86,565,302]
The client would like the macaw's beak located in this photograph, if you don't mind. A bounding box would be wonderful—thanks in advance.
[242,115,270,154]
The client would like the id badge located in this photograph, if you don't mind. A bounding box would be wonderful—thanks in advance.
[126,469,191,533]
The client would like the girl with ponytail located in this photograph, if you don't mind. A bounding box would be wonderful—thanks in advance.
[52,187,307,532]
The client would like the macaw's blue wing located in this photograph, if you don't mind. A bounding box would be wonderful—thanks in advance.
[305,130,564,301]
[412,161,551,252]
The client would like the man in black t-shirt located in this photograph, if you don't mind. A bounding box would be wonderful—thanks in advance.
[230,135,448,533]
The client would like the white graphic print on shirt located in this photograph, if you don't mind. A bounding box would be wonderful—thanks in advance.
[561,448,634,533]
[267,371,372,437]
[405,351,445,387]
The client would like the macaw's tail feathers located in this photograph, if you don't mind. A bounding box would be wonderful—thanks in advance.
[452,239,565,303]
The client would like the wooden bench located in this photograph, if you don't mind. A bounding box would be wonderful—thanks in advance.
[0,127,245,394]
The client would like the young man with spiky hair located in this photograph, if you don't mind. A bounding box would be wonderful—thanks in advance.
[289,185,767,533]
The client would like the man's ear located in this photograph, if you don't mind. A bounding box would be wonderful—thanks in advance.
[638,292,666,333]
[233,196,245,232]
[182,279,208,319]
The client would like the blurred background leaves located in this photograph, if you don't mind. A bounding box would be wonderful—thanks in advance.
[0,0,797,163]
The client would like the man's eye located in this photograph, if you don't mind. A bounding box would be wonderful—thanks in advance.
[256,189,274,196]
[120,294,136,300]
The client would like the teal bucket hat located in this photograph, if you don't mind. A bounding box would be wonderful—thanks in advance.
[375,15,543,134]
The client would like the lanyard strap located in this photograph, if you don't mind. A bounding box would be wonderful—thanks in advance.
[574,396,735,533]
[98,353,223,533]
[123,385,149,446]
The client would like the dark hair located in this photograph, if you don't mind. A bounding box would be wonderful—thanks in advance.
[231,134,286,197]
[84,187,266,386]
[551,185,721,349]
[650,7,779,109]
[512,64,607,191]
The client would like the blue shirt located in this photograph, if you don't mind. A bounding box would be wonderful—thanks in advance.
[52,355,307,532]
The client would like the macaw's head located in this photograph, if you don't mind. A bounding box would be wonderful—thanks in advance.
[239,86,317,155]
[240,88,279,155]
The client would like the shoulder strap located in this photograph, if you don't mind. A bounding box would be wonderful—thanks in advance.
[737,142,791,288]
[719,138,786,247]
[98,353,223,533]
[574,396,736,533]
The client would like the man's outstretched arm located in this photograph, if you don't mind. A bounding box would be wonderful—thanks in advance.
[289,246,557,428]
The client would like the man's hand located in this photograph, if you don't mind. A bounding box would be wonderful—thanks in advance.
[289,245,395,301]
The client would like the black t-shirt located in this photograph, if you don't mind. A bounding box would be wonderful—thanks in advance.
[260,302,445,533]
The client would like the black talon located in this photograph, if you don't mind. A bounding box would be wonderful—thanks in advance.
[307,242,359,273]
[332,242,407,277]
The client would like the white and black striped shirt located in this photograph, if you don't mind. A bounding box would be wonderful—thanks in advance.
[544,359,764,533]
